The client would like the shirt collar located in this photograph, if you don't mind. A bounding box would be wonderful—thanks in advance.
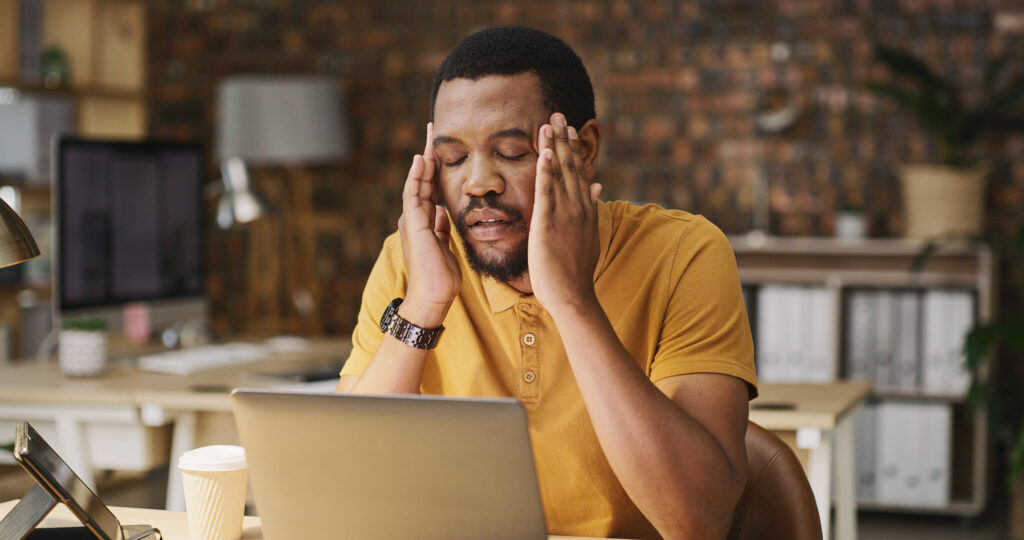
[479,200,613,314]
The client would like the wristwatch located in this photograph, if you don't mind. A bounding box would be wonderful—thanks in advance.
[379,298,444,350]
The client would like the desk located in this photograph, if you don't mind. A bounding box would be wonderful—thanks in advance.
[0,500,616,540]
[0,339,350,512]
[750,381,872,540]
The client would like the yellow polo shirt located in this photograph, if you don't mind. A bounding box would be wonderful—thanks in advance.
[342,200,757,539]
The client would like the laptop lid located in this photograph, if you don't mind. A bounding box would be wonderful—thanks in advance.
[230,390,547,540]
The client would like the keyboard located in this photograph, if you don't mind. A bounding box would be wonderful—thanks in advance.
[136,343,272,375]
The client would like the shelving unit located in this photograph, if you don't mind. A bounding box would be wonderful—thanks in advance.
[730,234,996,517]
[0,0,146,358]
[0,0,147,141]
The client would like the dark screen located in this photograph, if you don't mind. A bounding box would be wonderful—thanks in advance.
[57,139,204,310]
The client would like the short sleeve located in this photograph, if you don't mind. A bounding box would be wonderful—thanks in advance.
[649,218,758,398]
[341,233,408,378]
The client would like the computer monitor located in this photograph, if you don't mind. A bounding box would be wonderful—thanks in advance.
[53,137,206,335]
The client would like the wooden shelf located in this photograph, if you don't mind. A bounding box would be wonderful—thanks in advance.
[856,498,983,517]
[868,388,971,403]
[0,0,147,139]
[0,79,144,101]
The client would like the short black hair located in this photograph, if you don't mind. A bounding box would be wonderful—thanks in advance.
[429,26,596,129]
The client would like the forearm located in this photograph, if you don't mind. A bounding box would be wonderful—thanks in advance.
[550,298,743,538]
[343,301,447,395]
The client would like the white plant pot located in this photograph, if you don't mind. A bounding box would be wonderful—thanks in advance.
[59,330,108,377]
[901,164,987,239]
[835,210,866,240]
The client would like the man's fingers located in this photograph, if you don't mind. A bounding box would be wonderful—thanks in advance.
[551,113,584,201]
[433,205,451,245]
[402,154,435,231]
[403,154,425,201]
[419,123,436,202]
[535,148,558,214]
[567,125,590,205]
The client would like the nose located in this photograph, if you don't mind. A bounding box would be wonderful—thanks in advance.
[462,156,505,197]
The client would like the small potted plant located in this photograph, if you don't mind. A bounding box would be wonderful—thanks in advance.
[867,44,1024,239]
[59,317,108,377]
[835,200,867,241]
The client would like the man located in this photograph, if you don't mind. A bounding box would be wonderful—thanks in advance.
[337,26,757,540]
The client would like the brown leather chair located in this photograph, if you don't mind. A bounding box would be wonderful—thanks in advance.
[726,421,823,540]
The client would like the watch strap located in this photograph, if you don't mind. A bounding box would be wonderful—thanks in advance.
[379,298,444,350]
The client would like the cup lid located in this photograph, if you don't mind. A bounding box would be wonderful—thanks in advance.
[178,445,247,471]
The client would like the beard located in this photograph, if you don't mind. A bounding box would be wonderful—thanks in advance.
[453,194,529,283]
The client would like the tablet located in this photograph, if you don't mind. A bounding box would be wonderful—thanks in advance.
[13,423,124,540]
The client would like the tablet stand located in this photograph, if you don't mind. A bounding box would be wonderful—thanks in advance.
[0,484,60,540]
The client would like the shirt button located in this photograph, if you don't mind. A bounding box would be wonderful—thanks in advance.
[523,333,536,346]
[523,370,537,383]
[520,304,529,312]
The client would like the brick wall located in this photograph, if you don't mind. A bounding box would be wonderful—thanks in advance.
[146,0,1024,336]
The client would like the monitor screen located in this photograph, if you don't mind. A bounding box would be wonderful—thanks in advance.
[56,138,204,311]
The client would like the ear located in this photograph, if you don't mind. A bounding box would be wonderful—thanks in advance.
[577,118,602,181]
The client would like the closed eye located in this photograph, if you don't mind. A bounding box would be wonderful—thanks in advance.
[499,152,528,161]
[442,156,467,167]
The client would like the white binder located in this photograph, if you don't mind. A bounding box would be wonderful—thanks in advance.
[922,291,948,394]
[874,291,896,389]
[946,291,974,396]
[894,292,921,390]
[854,402,878,500]
[917,403,952,506]
[809,287,837,382]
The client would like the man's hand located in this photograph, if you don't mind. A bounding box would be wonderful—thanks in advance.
[529,112,603,314]
[397,123,461,327]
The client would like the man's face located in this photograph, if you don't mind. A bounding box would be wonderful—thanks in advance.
[431,72,550,283]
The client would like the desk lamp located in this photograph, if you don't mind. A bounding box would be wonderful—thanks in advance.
[0,195,40,268]
[214,75,350,229]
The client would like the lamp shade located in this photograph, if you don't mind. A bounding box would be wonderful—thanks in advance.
[0,196,39,268]
[216,76,351,165]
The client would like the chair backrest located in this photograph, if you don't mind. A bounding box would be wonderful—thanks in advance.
[726,421,823,540]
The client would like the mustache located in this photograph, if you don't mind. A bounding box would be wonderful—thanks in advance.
[455,194,524,226]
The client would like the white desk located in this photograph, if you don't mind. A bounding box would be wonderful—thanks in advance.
[750,381,873,540]
[0,338,350,512]
[0,500,621,539]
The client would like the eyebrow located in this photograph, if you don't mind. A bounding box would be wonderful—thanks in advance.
[432,128,532,148]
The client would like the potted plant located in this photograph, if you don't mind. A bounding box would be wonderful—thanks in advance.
[59,317,108,377]
[867,44,1024,239]
[956,222,1024,537]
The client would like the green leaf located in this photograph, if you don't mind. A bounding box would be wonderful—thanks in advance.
[911,241,939,273]
[1009,427,1024,487]
[987,73,1024,113]
[965,379,990,413]
[1004,315,1024,353]
[984,56,1009,94]
[865,82,922,111]
[0,442,13,453]
[873,44,951,96]
[963,323,998,371]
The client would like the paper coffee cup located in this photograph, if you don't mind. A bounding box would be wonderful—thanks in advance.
[179,445,248,540]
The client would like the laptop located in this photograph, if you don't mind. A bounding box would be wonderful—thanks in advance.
[230,389,548,540]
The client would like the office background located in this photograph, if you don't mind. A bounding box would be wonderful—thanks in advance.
[136,0,1024,338]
